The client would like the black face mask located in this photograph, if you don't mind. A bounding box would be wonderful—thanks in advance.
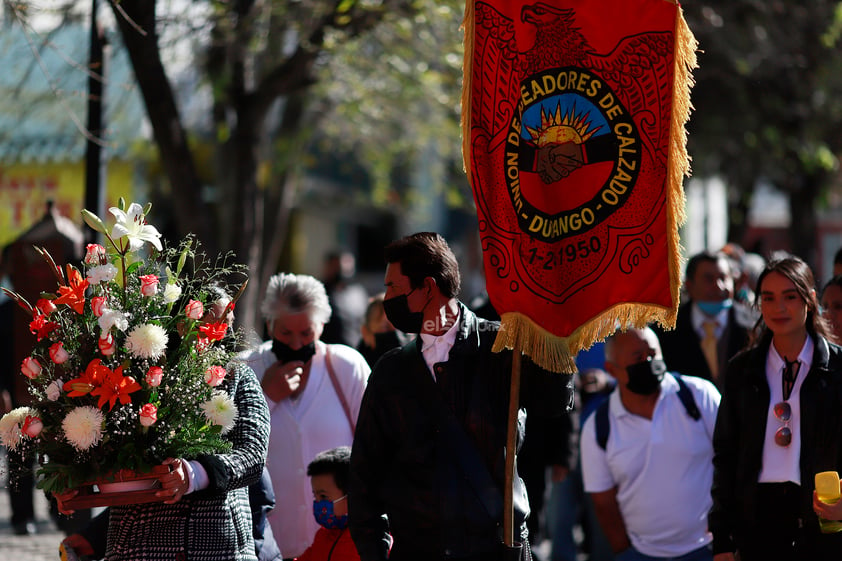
[383,292,425,334]
[271,339,316,364]
[625,358,666,395]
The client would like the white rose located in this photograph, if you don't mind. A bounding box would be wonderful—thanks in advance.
[163,283,182,304]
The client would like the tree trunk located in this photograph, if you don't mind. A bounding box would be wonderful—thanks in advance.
[229,100,265,334]
[108,0,214,250]
[788,174,822,270]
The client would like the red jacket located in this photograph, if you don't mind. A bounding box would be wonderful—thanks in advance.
[296,527,360,561]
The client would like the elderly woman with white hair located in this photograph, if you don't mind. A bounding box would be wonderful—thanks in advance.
[241,273,370,558]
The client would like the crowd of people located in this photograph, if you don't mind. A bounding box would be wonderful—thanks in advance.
[6,234,842,561]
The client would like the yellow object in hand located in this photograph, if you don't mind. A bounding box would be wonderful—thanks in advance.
[815,471,842,534]
[816,471,841,504]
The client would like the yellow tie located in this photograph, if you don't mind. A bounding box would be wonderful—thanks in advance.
[702,320,719,381]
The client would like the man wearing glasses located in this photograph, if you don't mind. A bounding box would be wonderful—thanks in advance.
[581,327,721,561]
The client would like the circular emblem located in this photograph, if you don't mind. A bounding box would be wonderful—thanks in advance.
[505,67,642,243]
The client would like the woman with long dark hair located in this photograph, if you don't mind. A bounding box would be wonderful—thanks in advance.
[710,255,842,560]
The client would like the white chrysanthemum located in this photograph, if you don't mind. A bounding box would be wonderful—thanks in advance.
[125,323,169,360]
[162,283,182,304]
[62,406,104,451]
[201,391,238,434]
[0,407,37,449]
[98,308,129,332]
[86,263,118,284]
[46,379,63,401]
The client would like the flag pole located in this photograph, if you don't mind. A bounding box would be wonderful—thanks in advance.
[504,350,522,548]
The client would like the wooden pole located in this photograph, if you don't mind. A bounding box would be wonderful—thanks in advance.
[504,350,522,546]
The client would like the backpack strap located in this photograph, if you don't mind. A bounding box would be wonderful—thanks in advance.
[672,373,701,421]
[594,374,700,451]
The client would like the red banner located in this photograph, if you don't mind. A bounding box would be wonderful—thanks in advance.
[462,0,696,372]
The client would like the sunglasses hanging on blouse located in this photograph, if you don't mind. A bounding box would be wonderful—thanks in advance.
[773,358,800,448]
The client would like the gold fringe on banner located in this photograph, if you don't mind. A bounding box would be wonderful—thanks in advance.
[661,5,698,328]
[493,301,678,374]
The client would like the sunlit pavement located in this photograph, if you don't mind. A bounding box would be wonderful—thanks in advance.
[0,480,66,560]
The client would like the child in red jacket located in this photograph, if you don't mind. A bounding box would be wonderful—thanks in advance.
[296,446,360,561]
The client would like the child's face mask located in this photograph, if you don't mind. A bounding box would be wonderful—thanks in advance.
[313,495,348,529]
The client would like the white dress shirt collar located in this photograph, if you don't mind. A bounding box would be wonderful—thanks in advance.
[419,310,461,378]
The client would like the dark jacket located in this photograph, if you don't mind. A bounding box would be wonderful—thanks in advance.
[709,334,842,555]
[250,467,283,561]
[348,303,573,561]
[655,301,750,388]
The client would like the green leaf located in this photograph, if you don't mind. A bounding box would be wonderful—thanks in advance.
[126,260,143,276]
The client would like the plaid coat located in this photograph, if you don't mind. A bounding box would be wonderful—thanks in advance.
[105,361,271,561]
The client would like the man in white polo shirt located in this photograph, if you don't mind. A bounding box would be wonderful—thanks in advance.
[580,327,720,561]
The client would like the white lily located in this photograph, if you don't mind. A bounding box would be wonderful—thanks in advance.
[110,203,163,252]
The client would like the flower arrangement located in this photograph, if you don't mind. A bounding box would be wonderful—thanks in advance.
[0,200,248,494]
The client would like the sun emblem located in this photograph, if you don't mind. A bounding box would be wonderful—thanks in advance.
[526,101,601,147]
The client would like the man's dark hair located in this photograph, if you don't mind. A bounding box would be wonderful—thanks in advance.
[685,250,730,283]
[383,232,461,298]
[307,446,351,493]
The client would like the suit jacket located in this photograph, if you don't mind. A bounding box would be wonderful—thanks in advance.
[655,301,750,388]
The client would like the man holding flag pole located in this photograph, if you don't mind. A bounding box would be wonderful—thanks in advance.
[349,232,573,561]
[349,0,697,558]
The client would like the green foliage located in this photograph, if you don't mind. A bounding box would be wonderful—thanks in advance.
[310,0,470,211]
[684,1,842,190]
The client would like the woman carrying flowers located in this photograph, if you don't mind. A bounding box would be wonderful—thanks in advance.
[61,291,280,561]
[87,356,268,561]
[1,201,269,560]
